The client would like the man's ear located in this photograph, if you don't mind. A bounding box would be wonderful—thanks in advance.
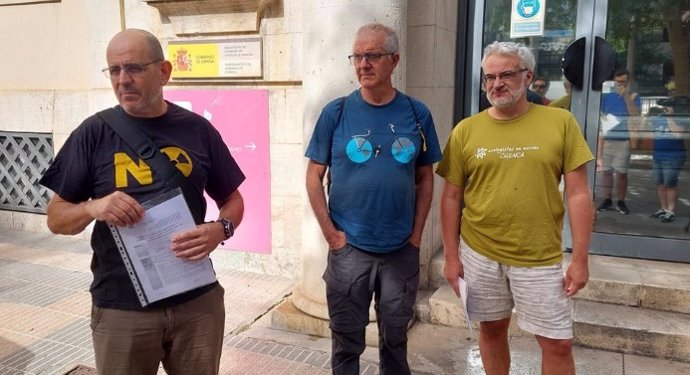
[160,60,173,85]
[391,53,400,69]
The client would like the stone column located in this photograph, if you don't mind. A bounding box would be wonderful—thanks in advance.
[292,0,407,325]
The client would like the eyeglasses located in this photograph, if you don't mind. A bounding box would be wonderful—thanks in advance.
[532,84,547,89]
[348,53,394,65]
[102,60,162,78]
[482,68,528,85]
[614,80,628,86]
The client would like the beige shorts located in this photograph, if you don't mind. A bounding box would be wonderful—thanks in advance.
[601,139,631,173]
[461,239,573,340]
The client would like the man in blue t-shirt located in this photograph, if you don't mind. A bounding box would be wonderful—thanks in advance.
[597,68,641,214]
[648,105,687,223]
[305,23,441,375]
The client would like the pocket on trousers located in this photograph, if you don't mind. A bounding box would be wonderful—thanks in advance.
[322,245,369,331]
[90,305,104,331]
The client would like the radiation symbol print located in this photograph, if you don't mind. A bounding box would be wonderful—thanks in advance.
[162,146,193,176]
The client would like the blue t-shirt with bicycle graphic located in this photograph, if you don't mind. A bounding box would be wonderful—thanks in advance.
[306,90,442,252]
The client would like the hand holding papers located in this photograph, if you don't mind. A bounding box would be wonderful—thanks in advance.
[109,189,217,307]
[458,277,473,334]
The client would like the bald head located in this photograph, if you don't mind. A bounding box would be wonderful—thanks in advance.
[107,29,164,62]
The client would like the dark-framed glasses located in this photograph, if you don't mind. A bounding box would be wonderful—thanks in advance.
[348,53,394,65]
[482,68,528,85]
[102,60,162,78]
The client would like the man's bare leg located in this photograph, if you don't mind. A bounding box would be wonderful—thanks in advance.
[479,318,511,375]
[536,335,575,375]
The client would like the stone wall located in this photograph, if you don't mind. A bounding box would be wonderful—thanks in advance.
[0,0,457,283]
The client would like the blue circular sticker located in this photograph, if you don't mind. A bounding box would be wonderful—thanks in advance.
[517,0,540,18]
[391,137,416,164]
[346,137,373,163]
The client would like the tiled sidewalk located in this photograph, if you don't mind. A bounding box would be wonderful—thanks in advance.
[2,229,689,374]
[0,230,356,375]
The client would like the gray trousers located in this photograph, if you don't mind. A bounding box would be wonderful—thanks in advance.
[323,242,420,375]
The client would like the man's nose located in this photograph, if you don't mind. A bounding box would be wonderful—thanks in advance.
[116,71,134,84]
[356,58,372,67]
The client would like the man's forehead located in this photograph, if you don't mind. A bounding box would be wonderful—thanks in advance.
[107,32,149,58]
[482,54,520,71]
[353,33,385,48]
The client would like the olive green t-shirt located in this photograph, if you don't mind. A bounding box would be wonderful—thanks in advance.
[436,104,593,266]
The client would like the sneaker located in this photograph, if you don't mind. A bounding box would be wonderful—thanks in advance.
[660,211,675,223]
[651,209,666,218]
[597,199,613,211]
[616,200,631,215]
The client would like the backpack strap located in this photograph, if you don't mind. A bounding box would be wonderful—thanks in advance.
[403,94,428,152]
[325,96,347,195]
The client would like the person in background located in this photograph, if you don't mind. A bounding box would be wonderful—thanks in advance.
[596,68,641,215]
[532,76,551,105]
[39,29,245,375]
[549,77,572,111]
[648,104,687,223]
[305,23,442,375]
[438,41,593,375]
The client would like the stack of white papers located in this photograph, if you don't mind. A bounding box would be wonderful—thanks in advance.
[458,277,473,334]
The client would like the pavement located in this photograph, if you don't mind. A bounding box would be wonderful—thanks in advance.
[1,228,690,374]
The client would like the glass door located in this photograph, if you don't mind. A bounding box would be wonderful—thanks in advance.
[587,0,690,261]
[465,0,690,262]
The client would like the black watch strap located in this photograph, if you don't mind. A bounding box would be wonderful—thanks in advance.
[218,218,235,240]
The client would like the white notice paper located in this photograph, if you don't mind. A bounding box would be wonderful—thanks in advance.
[458,277,473,334]
[600,113,620,136]
[109,189,216,307]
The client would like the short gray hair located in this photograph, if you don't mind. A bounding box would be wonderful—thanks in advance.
[482,41,535,72]
[355,23,399,54]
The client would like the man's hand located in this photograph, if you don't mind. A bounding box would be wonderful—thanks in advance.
[444,256,464,297]
[84,191,144,227]
[171,222,224,260]
[564,261,589,296]
[326,229,347,251]
[615,83,629,97]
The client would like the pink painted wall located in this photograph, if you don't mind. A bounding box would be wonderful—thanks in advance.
[165,90,271,254]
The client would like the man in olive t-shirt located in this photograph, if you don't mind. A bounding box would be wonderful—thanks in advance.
[437,41,594,375]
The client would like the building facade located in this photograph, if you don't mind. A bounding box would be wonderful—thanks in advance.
[1,0,688,346]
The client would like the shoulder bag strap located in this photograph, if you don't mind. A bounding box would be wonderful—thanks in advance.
[96,107,206,224]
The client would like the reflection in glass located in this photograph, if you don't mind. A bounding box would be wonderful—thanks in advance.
[593,1,690,240]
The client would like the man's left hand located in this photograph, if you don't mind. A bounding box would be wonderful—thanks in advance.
[564,261,589,297]
[171,222,223,260]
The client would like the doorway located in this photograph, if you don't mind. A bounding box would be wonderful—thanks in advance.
[459,0,690,262]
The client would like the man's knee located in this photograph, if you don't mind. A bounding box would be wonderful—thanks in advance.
[480,318,511,339]
[537,336,573,356]
[379,323,408,346]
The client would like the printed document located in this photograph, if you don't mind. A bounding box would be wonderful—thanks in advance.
[600,113,620,135]
[110,189,216,306]
[458,277,473,334]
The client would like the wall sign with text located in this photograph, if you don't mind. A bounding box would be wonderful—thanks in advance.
[168,38,262,79]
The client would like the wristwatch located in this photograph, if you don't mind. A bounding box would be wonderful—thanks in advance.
[218,217,235,240]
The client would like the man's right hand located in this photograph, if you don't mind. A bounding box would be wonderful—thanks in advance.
[444,255,464,297]
[326,230,347,251]
[84,191,145,227]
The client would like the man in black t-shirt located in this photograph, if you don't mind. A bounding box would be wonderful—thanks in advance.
[40,29,245,375]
